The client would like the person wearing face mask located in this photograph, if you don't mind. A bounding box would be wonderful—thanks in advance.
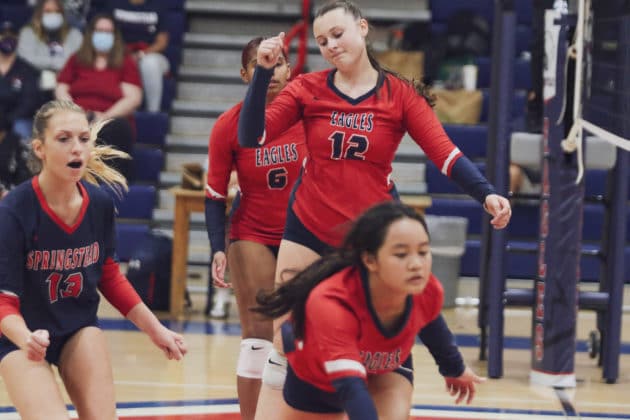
[0,21,41,143]
[55,13,142,181]
[17,0,83,97]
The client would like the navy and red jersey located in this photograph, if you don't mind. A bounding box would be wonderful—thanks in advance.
[0,177,122,336]
[285,266,443,393]
[253,70,463,246]
[206,102,306,246]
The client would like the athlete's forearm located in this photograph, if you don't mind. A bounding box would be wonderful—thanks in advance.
[125,303,163,338]
[417,315,465,377]
[238,66,273,147]
[449,156,497,203]
[204,197,226,255]
[332,376,378,420]
[0,314,31,349]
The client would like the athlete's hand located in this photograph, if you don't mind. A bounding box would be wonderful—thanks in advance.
[26,329,49,362]
[211,251,230,288]
[484,194,511,229]
[257,32,285,69]
[151,325,187,361]
[444,367,486,404]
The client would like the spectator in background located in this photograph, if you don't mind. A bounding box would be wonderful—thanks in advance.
[0,113,31,200]
[62,0,92,29]
[108,0,169,112]
[0,21,41,143]
[55,13,142,180]
[17,0,83,102]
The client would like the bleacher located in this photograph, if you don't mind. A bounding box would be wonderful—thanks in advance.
[4,0,628,283]
[1,0,187,261]
[420,0,630,283]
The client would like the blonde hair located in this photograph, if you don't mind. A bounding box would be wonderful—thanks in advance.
[30,100,129,195]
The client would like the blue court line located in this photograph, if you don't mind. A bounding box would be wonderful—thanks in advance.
[98,317,630,354]
[1,398,628,419]
[411,404,630,419]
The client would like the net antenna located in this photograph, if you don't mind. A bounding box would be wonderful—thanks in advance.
[563,0,630,184]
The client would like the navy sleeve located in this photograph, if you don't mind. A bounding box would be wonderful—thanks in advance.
[331,376,378,420]
[450,156,496,204]
[204,197,226,255]
[417,315,465,377]
[238,66,274,148]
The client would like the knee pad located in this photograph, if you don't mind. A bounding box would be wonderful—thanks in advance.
[236,338,273,379]
[261,348,287,390]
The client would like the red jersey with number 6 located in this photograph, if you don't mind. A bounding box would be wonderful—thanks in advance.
[206,102,306,246]
[256,70,463,246]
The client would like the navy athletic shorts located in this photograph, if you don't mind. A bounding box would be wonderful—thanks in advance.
[283,204,333,256]
[0,321,99,366]
[283,355,414,413]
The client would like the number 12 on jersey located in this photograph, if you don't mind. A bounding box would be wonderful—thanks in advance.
[328,132,369,160]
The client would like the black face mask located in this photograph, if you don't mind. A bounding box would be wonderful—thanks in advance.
[0,37,18,56]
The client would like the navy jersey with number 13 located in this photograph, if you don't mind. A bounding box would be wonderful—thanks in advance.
[0,177,120,336]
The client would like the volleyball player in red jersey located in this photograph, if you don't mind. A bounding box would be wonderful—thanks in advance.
[205,37,306,420]
[0,100,187,419]
[238,1,510,416]
[254,201,484,419]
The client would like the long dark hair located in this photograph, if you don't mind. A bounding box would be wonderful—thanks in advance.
[314,0,435,106]
[253,201,429,339]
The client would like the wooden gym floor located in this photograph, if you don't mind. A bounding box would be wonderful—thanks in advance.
[0,276,629,420]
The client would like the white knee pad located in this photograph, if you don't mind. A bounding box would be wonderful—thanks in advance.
[261,348,287,390]
[236,338,273,379]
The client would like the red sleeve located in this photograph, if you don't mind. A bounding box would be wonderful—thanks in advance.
[121,54,142,88]
[0,293,20,323]
[401,81,463,177]
[205,111,236,200]
[263,77,304,143]
[305,291,366,383]
[57,54,77,84]
[98,257,142,316]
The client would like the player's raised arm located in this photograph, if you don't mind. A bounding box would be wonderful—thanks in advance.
[238,33,285,148]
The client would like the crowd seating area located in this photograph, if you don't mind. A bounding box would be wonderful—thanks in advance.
[423,0,630,282]
[1,0,185,260]
[2,0,628,283]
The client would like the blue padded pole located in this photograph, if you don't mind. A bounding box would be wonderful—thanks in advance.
[481,0,515,378]
[529,6,581,387]
[601,149,627,383]
[599,17,630,382]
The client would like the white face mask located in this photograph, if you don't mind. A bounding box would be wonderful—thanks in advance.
[42,12,63,31]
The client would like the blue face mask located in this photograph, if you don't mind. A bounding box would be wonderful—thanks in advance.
[92,31,114,52]
[42,12,64,31]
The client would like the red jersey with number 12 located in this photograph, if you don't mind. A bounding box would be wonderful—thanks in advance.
[258,70,462,246]
[206,102,306,245]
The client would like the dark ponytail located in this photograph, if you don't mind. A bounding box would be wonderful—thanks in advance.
[253,201,428,339]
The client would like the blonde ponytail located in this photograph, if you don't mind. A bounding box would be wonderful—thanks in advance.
[84,119,129,195]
